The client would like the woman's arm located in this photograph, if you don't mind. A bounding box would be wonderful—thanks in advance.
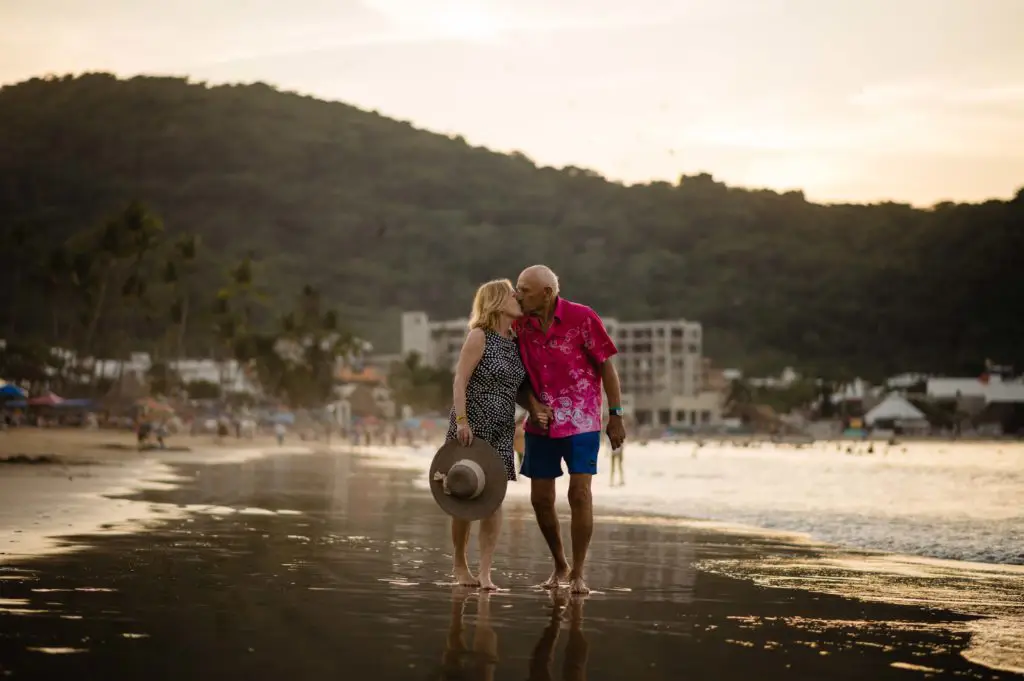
[453,328,486,422]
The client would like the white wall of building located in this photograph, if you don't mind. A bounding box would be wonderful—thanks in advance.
[93,353,258,394]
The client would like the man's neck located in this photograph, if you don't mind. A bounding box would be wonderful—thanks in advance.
[538,297,558,325]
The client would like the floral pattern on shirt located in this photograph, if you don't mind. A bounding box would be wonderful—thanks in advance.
[515,298,617,439]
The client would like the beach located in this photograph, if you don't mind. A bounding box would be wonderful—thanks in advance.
[0,432,1021,679]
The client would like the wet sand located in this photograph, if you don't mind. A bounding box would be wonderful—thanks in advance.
[0,449,1019,680]
[0,428,293,464]
[0,429,314,561]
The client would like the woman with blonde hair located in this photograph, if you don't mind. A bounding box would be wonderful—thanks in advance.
[445,278,525,589]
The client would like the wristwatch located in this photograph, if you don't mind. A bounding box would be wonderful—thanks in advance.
[608,406,623,417]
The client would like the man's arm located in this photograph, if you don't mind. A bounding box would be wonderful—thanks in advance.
[517,376,552,429]
[600,359,622,410]
[601,358,626,448]
[515,377,537,411]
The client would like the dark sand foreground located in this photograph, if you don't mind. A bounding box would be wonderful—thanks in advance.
[0,449,1016,680]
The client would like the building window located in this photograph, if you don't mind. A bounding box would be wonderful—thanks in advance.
[671,328,683,339]
[658,410,671,425]
[687,343,699,354]
[700,410,711,424]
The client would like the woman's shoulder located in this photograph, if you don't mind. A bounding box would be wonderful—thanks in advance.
[465,327,488,345]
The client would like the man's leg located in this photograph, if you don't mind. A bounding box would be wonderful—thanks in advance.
[566,474,593,593]
[566,432,600,594]
[523,433,570,588]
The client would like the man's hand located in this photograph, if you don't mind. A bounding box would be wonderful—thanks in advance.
[606,415,625,449]
[528,399,553,431]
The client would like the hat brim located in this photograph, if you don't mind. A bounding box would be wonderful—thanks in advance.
[429,439,508,521]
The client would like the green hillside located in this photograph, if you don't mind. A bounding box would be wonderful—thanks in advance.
[1,73,1021,379]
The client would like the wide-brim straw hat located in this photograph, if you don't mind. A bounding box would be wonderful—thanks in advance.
[429,439,508,521]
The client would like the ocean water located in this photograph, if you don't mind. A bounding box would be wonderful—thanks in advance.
[367,440,1024,566]
[365,439,1024,674]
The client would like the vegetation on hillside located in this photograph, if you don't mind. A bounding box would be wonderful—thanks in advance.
[1,73,1021,380]
[0,201,356,406]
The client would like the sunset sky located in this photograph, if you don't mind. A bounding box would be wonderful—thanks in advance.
[3,0,1023,205]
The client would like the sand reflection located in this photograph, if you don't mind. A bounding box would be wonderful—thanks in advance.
[437,588,499,681]
[528,591,589,681]
[435,589,590,681]
[698,552,1024,675]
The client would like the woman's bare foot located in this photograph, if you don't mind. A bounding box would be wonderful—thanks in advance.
[569,576,591,594]
[454,565,480,587]
[541,565,570,589]
[478,574,499,591]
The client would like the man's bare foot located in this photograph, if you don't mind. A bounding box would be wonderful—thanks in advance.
[478,574,499,591]
[569,576,590,594]
[541,565,570,589]
[454,566,480,587]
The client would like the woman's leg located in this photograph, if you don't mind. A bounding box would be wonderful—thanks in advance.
[477,506,504,590]
[452,518,478,586]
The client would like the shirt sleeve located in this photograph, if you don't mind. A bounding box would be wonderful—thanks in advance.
[583,309,617,365]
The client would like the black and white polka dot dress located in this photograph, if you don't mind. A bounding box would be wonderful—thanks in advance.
[446,329,525,481]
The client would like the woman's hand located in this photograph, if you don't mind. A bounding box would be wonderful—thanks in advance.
[457,421,474,446]
[528,399,553,431]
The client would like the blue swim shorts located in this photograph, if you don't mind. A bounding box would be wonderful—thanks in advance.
[520,431,601,479]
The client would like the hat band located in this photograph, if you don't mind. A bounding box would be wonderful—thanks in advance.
[456,459,487,499]
[433,458,488,499]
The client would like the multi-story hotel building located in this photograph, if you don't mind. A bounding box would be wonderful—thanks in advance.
[400,311,720,428]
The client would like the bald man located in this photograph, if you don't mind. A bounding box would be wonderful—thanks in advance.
[513,265,626,594]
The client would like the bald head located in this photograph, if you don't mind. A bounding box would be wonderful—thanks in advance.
[518,265,559,295]
[516,265,560,315]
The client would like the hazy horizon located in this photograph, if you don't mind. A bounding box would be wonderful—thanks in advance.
[3,0,1023,206]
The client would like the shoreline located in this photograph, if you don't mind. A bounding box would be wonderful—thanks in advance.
[1,433,1021,676]
[0,428,316,563]
[353,441,1024,676]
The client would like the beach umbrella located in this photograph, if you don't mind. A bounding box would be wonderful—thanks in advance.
[0,382,28,398]
[27,391,64,406]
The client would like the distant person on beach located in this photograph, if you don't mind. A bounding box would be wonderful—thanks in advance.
[514,413,527,470]
[445,279,525,590]
[515,265,626,594]
[610,443,624,486]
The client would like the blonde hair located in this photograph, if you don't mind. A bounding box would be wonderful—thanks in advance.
[468,279,515,331]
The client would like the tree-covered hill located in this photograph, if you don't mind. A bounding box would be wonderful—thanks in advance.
[1,73,1021,379]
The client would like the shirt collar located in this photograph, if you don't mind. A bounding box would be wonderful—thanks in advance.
[525,297,565,331]
[552,296,566,322]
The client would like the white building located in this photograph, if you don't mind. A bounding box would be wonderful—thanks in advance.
[400,311,716,428]
[927,376,1024,404]
[93,352,259,394]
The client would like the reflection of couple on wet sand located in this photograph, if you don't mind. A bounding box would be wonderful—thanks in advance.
[435,588,589,681]
[431,265,626,595]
